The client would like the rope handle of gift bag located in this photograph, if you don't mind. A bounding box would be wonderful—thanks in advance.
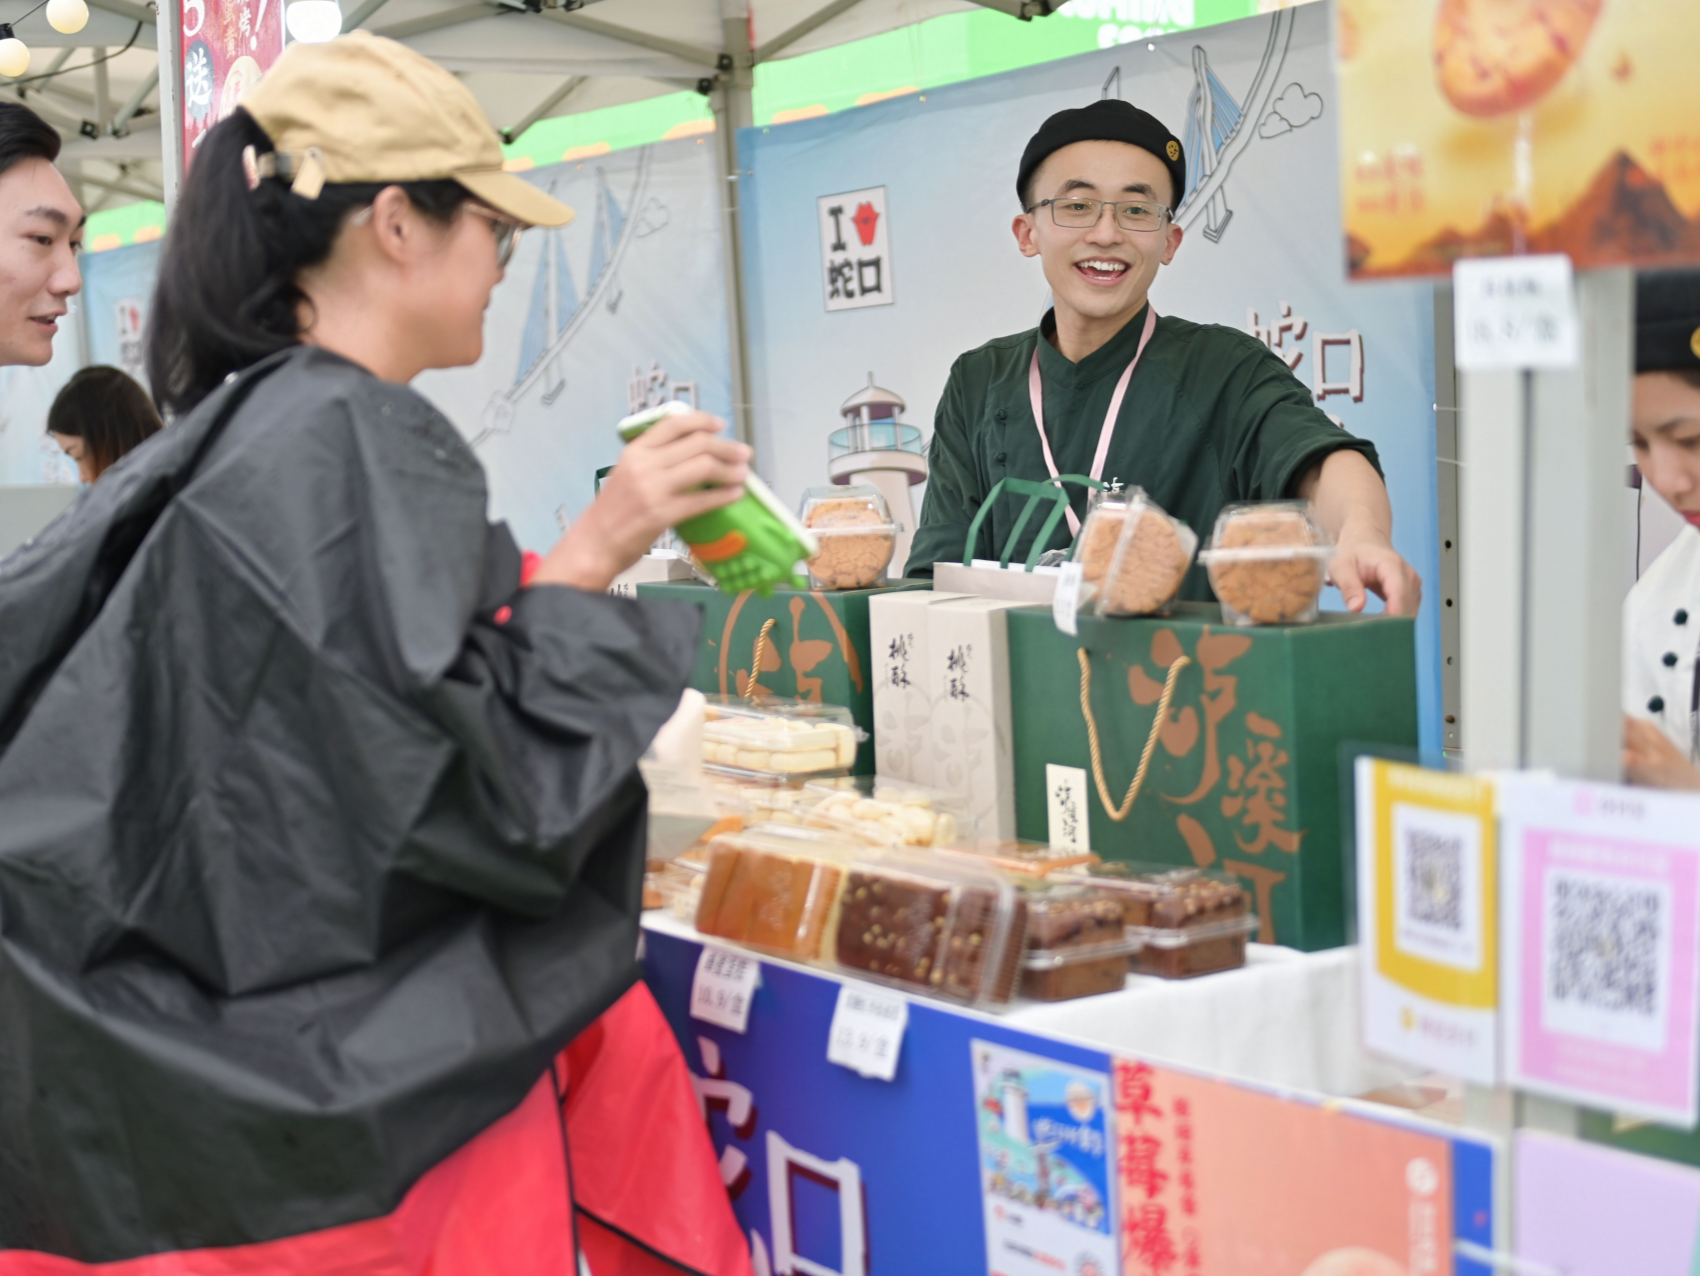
[1076,647,1192,821]
[961,474,1104,571]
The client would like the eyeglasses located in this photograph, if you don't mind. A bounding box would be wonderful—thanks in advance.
[1026,196,1171,232]
[346,202,529,268]
[463,203,528,267]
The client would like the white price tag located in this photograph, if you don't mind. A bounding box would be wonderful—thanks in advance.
[826,982,908,1080]
[1453,254,1580,371]
[1046,763,1091,851]
[690,945,761,1033]
[1051,560,1084,636]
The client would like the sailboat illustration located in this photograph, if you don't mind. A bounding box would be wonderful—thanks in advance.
[471,148,651,445]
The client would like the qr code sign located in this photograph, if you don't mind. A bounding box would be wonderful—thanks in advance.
[1406,828,1464,931]
[1392,803,1482,970]
[1542,867,1672,1051]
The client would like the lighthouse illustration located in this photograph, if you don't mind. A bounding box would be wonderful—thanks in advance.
[829,374,927,574]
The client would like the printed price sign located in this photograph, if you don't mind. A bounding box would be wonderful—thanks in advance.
[1453,254,1580,371]
[691,945,761,1033]
[1051,561,1084,637]
[1501,777,1700,1126]
[1046,763,1090,852]
[826,982,908,1080]
[1355,758,1499,1084]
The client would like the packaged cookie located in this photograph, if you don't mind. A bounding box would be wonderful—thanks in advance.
[800,485,900,589]
[832,848,1026,1006]
[1017,881,1136,1001]
[1197,501,1331,626]
[799,776,972,849]
[694,827,859,959]
[701,696,863,780]
[1073,488,1196,617]
[1055,863,1256,978]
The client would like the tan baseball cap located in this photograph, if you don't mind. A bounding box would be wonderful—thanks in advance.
[240,31,573,227]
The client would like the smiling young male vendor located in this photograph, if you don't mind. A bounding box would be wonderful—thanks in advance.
[905,99,1421,615]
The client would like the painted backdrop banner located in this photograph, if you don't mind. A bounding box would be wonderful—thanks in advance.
[417,135,733,555]
[737,1,1444,748]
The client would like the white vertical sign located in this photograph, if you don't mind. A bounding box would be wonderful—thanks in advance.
[818,186,894,312]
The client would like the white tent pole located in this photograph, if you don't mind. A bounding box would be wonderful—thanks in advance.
[712,0,754,451]
[158,0,181,210]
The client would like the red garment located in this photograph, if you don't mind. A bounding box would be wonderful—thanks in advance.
[0,985,748,1276]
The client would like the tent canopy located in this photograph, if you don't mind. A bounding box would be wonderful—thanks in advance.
[9,0,1045,214]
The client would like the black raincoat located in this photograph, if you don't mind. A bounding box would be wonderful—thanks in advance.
[0,346,698,1260]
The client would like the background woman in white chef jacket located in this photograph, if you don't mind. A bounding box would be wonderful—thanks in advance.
[1624,270,1700,790]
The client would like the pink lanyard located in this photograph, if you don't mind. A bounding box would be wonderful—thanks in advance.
[1027,305,1158,537]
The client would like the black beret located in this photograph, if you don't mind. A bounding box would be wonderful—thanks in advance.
[1637,268,1700,374]
[1017,100,1187,212]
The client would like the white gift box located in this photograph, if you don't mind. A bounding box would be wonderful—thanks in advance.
[868,590,970,785]
[925,596,1027,840]
[930,559,1061,604]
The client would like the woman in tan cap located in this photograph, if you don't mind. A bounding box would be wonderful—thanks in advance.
[0,33,752,1276]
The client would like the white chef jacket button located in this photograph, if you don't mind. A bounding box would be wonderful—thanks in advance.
[1665,652,1680,667]
[1650,696,1667,713]
[1678,610,1690,625]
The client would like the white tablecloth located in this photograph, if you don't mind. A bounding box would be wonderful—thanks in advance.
[643,914,1414,1101]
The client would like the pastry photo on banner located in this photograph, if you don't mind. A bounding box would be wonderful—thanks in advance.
[1336,0,1700,277]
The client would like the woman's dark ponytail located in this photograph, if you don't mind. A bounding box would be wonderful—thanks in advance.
[146,109,468,419]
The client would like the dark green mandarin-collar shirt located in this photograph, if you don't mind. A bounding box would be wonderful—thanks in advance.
[905,305,1381,599]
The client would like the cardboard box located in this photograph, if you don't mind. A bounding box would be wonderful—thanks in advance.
[868,590,970,786]
[1007,602,1419,951]
[635,580,930,774]
[926,597,1026,840]
[610,554,696,597]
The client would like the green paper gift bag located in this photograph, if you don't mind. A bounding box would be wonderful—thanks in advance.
[1008,603,1419,951]
[635,580,930,774]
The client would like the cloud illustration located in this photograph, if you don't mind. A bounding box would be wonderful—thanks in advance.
[1259,82,1324,139]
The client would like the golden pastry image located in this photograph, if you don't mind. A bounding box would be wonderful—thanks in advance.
[1432,0,1603,118]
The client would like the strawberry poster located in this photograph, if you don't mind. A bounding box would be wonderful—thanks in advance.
[1337,0,1700,277]
[178,0,284,171]
[1112,1058,1456,1276]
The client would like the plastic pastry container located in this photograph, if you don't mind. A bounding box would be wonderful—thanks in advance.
[799,776,972,848]
[694,826,861,959]
[831,847,1026,1007]
[1197,501,1331,626]
[800,485,900,589]
[1073,487,1196,617]
[1017,881,1137,1001]
[937,840,1100,877]
[701,696,862,780]
[710,778,826,828]
[1055,862,1255,978]
[1130,911,1260,979]
[799,484,891,526]
[649,851,709,919]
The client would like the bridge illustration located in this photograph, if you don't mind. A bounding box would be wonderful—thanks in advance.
[471,148,651,446]
[1103,8,1295,245]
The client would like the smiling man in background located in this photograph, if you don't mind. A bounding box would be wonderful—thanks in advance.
[905,98,1420,616]
[0,100,82,368]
